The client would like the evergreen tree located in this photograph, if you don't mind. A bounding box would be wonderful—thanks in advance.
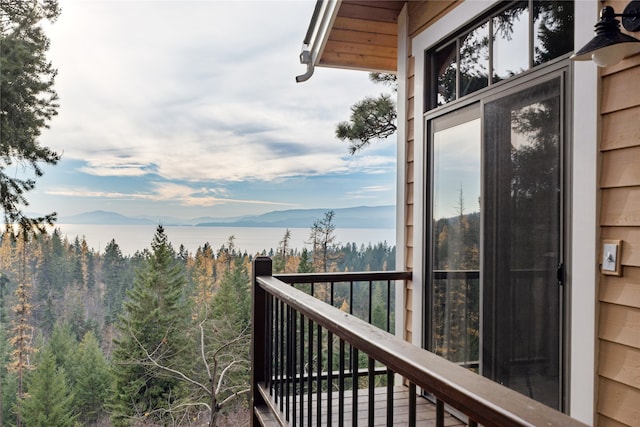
[110,225,191,426]
[47,322,77,384]
[74,331,111,425]
[0,232,17,282]
[308,211,341,272]
[8,281,35,427]
[72,237,84,287]
[297,248,314,273]
[208,255,251,421]
[335,73,397,154]
[0,0,61,231]
[102,239,129,325]
[19,347,76,427]
[273,229,291,273]
[190,243,216,321]
[0,316,17,426]
[211,256,250,332]
[217,235,237,274]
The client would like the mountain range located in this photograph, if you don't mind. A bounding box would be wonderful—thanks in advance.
[59,206,396,229]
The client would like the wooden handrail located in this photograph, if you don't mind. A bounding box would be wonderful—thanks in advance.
[275,270,412,283]
[254,271,587,427]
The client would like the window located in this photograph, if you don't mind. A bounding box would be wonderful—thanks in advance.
[429,0,574,109]
[427,73,567,410]
[424,0,573,411]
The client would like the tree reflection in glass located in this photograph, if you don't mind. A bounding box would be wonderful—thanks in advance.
[483,78,561,409]
[431,116,481,369]
[533,0,574,66]
[429,0,574,109]
[492,1,528,83]
[460,22,489,97]
[434,42,457,107]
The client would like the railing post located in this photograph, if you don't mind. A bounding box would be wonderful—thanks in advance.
[251,256,272,426]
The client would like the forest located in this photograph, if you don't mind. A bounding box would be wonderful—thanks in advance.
[0,211,395,426]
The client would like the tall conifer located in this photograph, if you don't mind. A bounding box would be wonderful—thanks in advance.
[110,225,191,426]
[8,281,35,427]
[102,239,128,325]
[74,331,111,424]
[19,347,76,427]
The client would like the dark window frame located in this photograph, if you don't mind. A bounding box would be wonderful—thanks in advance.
[426,0,574,111]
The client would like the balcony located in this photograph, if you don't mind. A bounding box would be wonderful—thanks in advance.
[250,256,587,427]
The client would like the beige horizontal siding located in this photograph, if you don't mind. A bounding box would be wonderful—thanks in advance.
[598,8,640,418]
[599,302,640,356]
[598,340,640,390]
[600,145,640,188]
[601,106,640,151]
[597,377,640,427]
[600,266,640,309]
[600,187,640,226]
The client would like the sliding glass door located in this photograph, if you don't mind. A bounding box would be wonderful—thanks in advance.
[427,76,565,409]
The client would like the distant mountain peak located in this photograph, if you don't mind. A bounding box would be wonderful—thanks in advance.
[58,206,396,229]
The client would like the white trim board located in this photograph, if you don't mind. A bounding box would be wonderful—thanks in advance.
[409,1,598,424]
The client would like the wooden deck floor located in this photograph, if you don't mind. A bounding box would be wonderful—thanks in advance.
[257,385,466,426]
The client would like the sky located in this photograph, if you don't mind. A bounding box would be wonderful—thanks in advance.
[29,0,397,221]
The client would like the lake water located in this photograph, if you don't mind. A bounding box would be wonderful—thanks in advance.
[51,224,396,256]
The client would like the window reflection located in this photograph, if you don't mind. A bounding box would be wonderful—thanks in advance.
[460,23,489,97]
[432,116,481,369]
[435,42,457,106]
[493,1,529,82]
[483,78,561,409]
[428,0,574,110]
[533,0,574,66]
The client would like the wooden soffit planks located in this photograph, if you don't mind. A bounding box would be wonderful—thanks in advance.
[318,1,405,72]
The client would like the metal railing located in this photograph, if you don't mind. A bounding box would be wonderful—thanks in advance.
[251,256,587,427]
[274,269,407,333]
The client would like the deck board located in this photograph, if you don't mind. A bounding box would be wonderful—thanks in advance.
[263,385,466,426]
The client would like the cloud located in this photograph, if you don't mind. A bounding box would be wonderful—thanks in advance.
[47,181,293,209]
[344,185,395,200]
[42,1,386,186]
[31,1,397,219]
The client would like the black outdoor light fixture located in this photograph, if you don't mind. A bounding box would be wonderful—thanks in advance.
[571,1,640,67]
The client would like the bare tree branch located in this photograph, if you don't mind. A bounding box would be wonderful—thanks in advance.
[129,327,210,394]
[127,321,251,426]
[199,318,212,380]
[215,359,243,396]
[218,388,251,409]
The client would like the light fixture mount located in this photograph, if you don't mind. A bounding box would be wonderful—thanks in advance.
[571,0,640,67]
[622,0,640,32]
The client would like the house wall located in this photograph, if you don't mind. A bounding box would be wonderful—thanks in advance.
[597,2,640,426]
[399,0,640,424]
[400,0,461,346]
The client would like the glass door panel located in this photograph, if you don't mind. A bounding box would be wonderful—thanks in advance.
[483,77,562,409]
[430,106,481,370]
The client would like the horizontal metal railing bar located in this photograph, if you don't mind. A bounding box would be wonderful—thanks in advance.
[270,366,388,384]
[256,275,587,427]
[274,270,412,284]
[432,269,555,280]
[433,270,479,280]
